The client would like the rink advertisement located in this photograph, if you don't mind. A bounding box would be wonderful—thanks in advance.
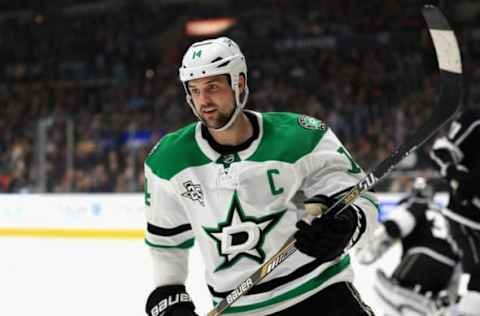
[0,193,448,238]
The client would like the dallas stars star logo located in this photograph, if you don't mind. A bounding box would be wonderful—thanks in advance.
[203,191,285,272]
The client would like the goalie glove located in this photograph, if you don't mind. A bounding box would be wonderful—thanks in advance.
[294,194,361,263]
[356,225,396,265]
[146,285,198,316]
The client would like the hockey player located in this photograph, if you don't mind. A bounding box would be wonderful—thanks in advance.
[356,177,460,316]
[144,37,378,316]
[430,109,480,316]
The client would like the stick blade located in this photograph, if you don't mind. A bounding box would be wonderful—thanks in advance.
[371,5,463,186]
[422,5,462,75]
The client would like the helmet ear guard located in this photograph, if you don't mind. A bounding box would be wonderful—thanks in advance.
[179,37,249,131]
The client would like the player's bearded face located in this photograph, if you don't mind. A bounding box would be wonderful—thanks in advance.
[188,75,236,129]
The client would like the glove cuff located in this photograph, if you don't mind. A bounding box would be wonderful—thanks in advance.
[345,204,365,249]
[146,285,195,316]
[304,194,333,216]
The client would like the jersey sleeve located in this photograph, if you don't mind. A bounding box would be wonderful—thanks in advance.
[430,111,480,174]
[447,111,480,159]
[299,128,379,247]
[144,163,194,287]
[430,136,461,174]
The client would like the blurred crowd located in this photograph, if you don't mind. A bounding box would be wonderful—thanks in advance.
[0,0,479,193]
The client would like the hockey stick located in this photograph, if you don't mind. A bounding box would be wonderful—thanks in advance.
[206,5,462,316]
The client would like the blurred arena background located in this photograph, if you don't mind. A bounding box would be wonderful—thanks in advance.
[0,0,479,315]
[1,0,479,194]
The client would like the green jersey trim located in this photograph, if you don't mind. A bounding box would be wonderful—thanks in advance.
[359,193,380,213]
[248,112,328,163]
[144,238,195,249]
[215,255,351,313]
[146,123,211,180]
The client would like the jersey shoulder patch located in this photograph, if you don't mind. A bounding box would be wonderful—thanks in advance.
[248,112,328,163]
[297,114,327,130]
[146,123,210,180]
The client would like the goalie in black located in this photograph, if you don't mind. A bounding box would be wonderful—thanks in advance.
[430,108,480,316]
[356,177,460,316]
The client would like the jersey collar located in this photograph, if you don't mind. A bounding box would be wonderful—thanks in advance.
[194,110,264,162]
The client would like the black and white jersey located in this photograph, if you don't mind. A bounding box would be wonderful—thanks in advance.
[387,193,457,263]
[430,109,480,227]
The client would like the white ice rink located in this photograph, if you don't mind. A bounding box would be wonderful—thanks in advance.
[0,236,403,316]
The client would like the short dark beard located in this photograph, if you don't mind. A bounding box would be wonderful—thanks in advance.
[204,106,236,129]
[201,111,259,154]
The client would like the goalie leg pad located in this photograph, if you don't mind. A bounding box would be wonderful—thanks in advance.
[355,225,395,265]
[392,249,457,295]
[457,291,480,316]
[373,269,440,316]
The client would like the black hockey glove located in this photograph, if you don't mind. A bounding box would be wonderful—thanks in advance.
[146,285,198,316]
[294,195,358,264]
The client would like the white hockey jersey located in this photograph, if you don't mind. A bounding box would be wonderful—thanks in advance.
[144,111,378,315]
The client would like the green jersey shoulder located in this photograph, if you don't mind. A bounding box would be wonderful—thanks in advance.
[146,122,209,180]
[145,111,329,179]
[249,112,328,163]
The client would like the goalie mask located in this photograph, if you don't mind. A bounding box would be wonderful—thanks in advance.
[179,37,249,131]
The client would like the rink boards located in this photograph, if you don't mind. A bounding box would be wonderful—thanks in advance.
[0,193,449,238]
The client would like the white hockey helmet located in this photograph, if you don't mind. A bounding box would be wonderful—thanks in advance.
[179,37,249,131]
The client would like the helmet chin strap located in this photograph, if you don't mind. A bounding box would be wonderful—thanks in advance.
[210,106,241,132]
[209,84,249,132]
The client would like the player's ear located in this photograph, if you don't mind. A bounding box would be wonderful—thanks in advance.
[239,74,246,94]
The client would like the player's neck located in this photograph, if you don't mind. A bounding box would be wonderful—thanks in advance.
[208,112,253,146]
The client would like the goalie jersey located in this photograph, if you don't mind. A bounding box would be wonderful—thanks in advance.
[430,109,480,226]
[389,193,458,277]
[144,111,378,315]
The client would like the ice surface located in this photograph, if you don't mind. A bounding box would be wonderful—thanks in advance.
[0,237,407,316]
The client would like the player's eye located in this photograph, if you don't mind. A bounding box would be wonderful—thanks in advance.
[190,87,200,95]
[209,83,220,91]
